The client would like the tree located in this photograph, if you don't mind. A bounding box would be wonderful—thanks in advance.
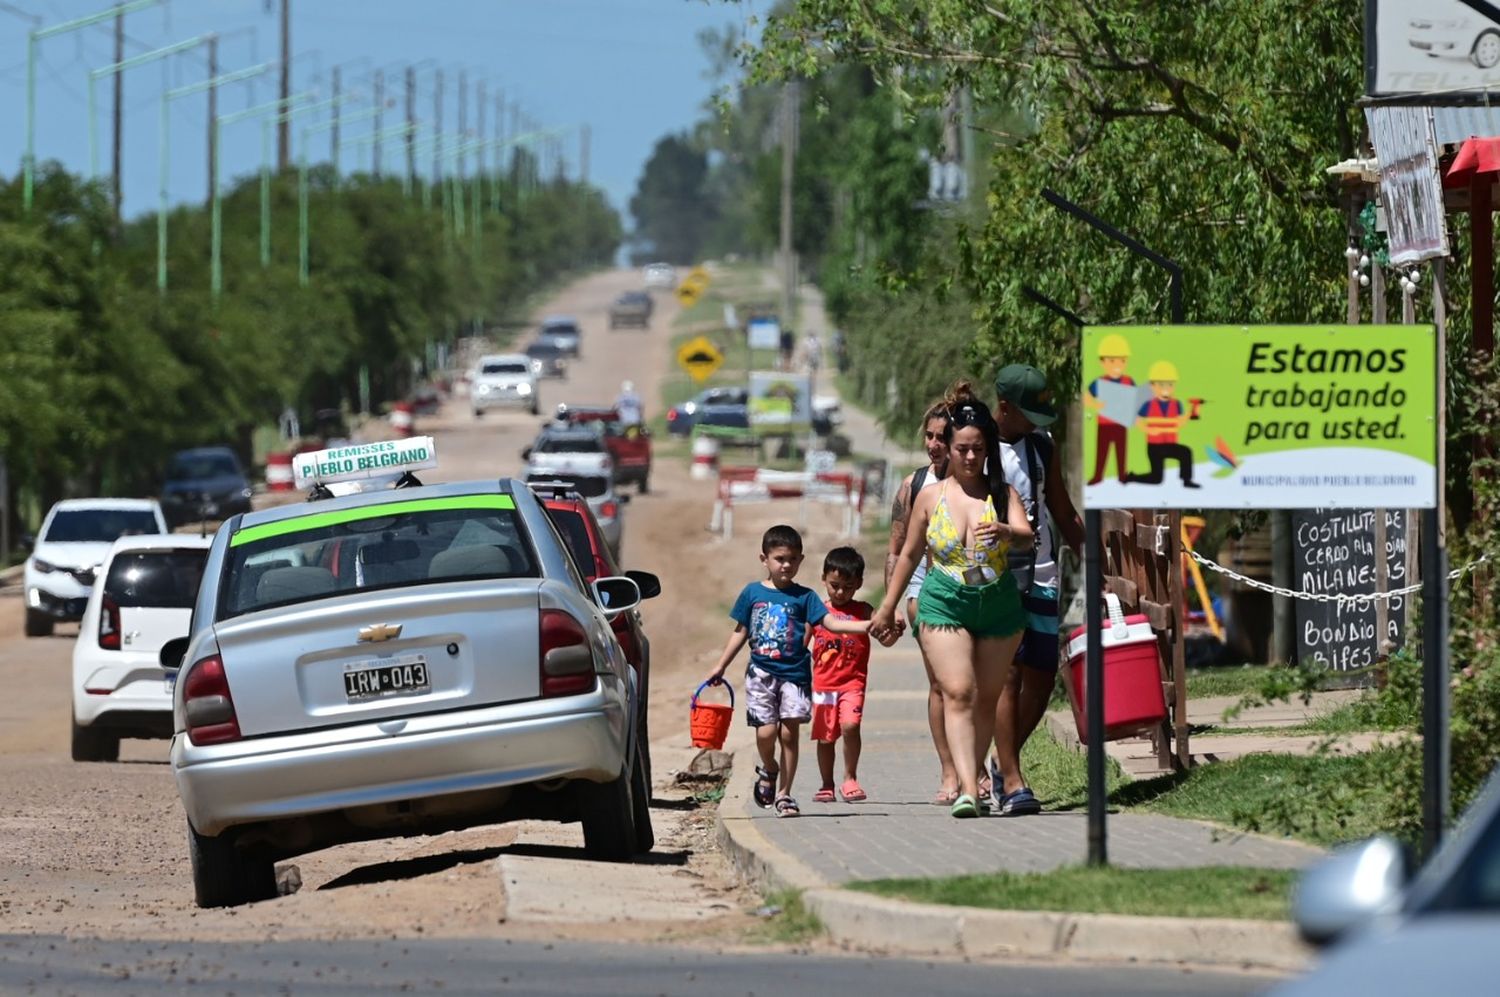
[629,134,713,263]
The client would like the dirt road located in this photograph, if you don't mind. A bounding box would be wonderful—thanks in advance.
[0,269,768,945]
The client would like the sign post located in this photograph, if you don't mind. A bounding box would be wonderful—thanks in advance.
[1080,323,1444,853]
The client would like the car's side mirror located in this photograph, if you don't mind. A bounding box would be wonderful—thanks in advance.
[521,447,533,461]
[1292,835,1408,946]
[593,576,642,619]
[160,636,191,672]
[625,570,661,600]
[618,493,631,505]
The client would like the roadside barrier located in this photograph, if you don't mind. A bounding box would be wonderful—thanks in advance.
[264,452,294,492]
[691,433,720,480]
[389,402,414,438]
[708,465,863,539]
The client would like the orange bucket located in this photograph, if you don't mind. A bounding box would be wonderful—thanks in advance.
[690,680,735,749]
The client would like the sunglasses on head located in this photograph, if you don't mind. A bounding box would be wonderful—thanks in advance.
[950,403,993,429]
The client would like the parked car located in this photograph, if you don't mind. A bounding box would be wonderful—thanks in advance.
[160,447,254,529]
[165,461,653,908]
[71,535,212,761]
[537,316,582,358]
[533,481,659,765]
[525,470,625,560]
[523,340,569,380]
[643,262,677,290]
[556,405,653,493]
[666,386,750,437]
[23,499,168,637]
[1274,764,1500,994]
[812,395,844,437]
[522,424,615,482]
[470,353,539,417]
[608,292,653,330]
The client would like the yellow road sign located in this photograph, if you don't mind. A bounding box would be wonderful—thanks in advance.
[685,266,710,289]
[676,335,724,383]
[676,282,702,307]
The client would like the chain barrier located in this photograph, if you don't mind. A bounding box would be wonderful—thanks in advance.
[1186,549,1492,606]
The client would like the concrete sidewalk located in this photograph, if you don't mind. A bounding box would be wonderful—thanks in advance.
[714,639,1322,969]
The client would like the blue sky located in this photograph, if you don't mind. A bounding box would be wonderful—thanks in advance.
[0,0,763,225]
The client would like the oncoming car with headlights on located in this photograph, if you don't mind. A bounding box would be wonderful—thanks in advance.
[164,438,657,908]
[470,353,539,417]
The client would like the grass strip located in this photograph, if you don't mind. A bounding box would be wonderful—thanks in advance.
[748,889,825,944]
[851,865,1295,921]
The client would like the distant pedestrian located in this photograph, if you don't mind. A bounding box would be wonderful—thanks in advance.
[886,400,959,804]
[872,382,1033,818]
[809,547,874,804]
[989,364,1084,817]
[702,525,881,819]
[804,334,822,374]
[615,380,643,427]
[779,328,796,371]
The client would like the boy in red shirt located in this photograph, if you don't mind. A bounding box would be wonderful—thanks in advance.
[809,547,874,803]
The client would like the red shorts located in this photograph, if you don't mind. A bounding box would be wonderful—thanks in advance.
[811,687,864,742]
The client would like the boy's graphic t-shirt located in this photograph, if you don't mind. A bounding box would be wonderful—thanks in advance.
[811,600,872,692]
[730,581,827,683]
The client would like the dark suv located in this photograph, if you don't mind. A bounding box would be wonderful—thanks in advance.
[160,447,253,528]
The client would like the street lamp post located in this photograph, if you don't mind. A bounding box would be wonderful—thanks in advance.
[23,0,161,213]
[158,62,275,293]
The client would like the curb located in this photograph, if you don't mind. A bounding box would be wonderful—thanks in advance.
[712,737,1313,972]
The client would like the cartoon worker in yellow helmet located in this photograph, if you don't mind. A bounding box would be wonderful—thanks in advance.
[1083,332,1136,484]
[1128,360,1201,489]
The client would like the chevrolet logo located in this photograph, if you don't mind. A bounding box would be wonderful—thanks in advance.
[357,623,403,643]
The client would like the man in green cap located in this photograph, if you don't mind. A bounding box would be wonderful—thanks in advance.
[987,364,1083,815]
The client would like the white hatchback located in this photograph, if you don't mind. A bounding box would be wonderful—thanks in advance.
[24,498,168,637]
[71,535,212,762]
[470,353,540,417]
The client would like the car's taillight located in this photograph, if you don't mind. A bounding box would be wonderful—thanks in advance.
[599,501,619,520]
[98,594,121,650]
[666,410,678,421]
[539,609,595,697]
[182,654,241,745]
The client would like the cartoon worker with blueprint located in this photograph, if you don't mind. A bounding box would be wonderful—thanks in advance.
[1084,333,1140,484]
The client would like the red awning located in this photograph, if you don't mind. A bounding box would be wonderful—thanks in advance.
[1445,136,1500,188]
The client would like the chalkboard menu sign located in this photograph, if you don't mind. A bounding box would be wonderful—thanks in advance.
[1292,509,1409,671]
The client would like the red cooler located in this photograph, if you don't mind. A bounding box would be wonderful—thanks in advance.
[1065,594,1168,743]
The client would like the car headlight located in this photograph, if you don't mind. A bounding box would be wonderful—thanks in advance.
[517,383,533,395]
[31,558,56,573]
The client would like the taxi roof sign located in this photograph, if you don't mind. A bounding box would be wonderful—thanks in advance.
[293,436,438,490]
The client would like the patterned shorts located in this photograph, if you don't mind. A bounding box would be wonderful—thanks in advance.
[744,666,812,727]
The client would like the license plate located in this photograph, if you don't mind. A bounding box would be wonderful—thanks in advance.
[343,654,430,703]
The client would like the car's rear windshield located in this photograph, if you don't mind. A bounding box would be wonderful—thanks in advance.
[527,474,608,499]
[168,453,240,479]
[105,549,208,608]
[219,496,537,619]
[481,362,529,375]
[534,436,603,454]
[44,509,160,543]
[526,343,562,356]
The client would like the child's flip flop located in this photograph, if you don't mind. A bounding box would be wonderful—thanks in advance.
[950,793,980,819]
[840,779,867,803]
[812,787,835,803]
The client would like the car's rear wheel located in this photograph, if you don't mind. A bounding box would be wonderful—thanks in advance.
[188,822,277,909]
[529,399,540,416]
[638,474,650,495]
[580,754,640,862]
[472,408,484,419]
[631,733,655,854]
[23,609,52,638]
[71,716,119,762]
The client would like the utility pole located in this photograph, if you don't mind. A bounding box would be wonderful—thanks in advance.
[373,68,384,176]
[111,8,124,222]
[405,65,416,186]
[277,0,291,170]
[457,70,467,178]
[580,124,590,185]
[476,80,486,169]
[779,81,798,327]
[433,69,444,184]
[330,65,341,167]
[206,34,217,204]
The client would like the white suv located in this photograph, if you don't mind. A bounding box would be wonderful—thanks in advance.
[24,499,169,637]
[470,353,539,417]
[71,535,212,761]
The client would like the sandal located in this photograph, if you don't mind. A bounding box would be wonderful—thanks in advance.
[754,765,778,809]
[931,788,960,806]
[998,787,1042,817]
[840,779,867,803]
[978,773,993,803]
[950,793,980,819]
[774,795,801,818]
[812,786,836,803]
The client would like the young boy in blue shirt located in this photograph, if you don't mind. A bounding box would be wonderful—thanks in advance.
[703,525,886,817]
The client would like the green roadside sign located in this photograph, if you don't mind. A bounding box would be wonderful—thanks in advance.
[1080,325,1437,510]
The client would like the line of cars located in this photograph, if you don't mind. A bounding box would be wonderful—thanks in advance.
[25,435,664,908]
[469,316,585,418]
